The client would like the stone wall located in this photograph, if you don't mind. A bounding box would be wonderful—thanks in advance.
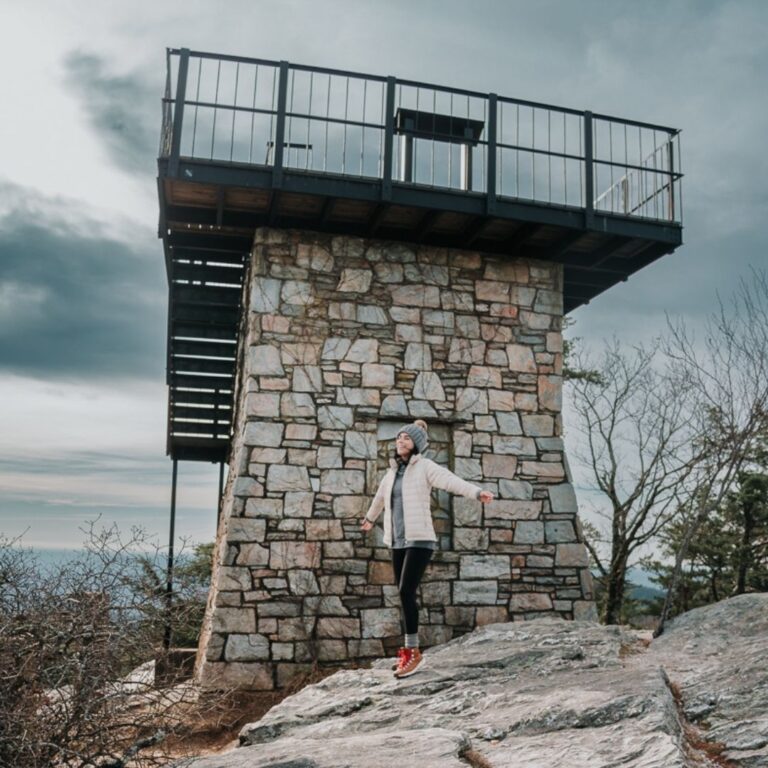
[195,227,595,690]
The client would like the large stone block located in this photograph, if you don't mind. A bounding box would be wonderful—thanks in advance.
[250,278,282,313]
[456,387,489,414]
[488,389,516,412]
[345,339,379,363]
[269,542,322,570]
[336,268,372,293]
[361,608,401,638]
[413,372,446,400]
[218,566,253,591]
[391,285,440,307]
[201,662,273,691]
[549,483,578,513]
[520,461,565,481]
[514,521,545,544]
[228,518,267,542]
[482,454,518,478]
[283,491,314,518]
[538,374,562,412]
[237,543,270,567]
[485,500,541,521]
[454,528,490,550]
[344,432,377,460]
[211,608,256,634]
[248,345,284,376]
[507,343,537,372]
[454,581,498,605]
[460,555,511,579]
[404,343,432,370]
[545,520,576,543]
[267,465,312,492]
[243,421,284,447]
[555,543,589,567]
[320,469,365,494]
[288,570,320,596]
[306,520,344,540]
[492,436,537,456]
[509,592,553,612]
[317,405,354,429]
[454,497,482,526]
[244,498,284,518]
[497,480,533,500]
[317,618,361,638]
[225,633,270,662]
[361,363,395,388]
[281,392,317,418]
[322,337,351,360]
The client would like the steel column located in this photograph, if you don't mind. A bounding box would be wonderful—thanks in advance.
[272,61,290,189]
[382,77,396,201]
[163,458,179,651]
[584,110,594,229]
[168,49,190,177]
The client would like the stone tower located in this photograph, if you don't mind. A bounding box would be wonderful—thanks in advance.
[195,227,595,690]
[155,50,682,691]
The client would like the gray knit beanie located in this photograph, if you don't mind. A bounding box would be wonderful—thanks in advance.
[399,420,429,454]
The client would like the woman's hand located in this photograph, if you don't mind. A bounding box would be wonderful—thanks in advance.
[360,519,374,532]
[478,490,494,503]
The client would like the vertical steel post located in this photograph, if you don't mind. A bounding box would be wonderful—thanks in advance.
[667,134,676,222]
[382,77,396,200]
[584,110,594,228]
[460,144,472,191]
[169,49,190,177]
[163,458,179,651]
[219,461,224,511]
[486,93,498,214]
[272,61,290,189]
[400,136,414,183]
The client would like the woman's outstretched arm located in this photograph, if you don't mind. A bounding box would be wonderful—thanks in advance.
[423,459,494,502]
[360,472,389,530]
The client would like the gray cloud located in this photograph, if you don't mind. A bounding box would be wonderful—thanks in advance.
[0,182,165,380]
[63,51,159,176]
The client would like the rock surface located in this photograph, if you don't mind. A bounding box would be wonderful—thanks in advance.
[179,594,768,767]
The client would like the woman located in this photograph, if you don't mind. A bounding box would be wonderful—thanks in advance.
[360,419,494,678]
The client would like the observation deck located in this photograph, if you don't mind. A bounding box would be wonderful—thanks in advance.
[157,48,683,462]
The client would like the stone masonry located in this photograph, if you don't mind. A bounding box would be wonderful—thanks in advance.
[195,227,596,690]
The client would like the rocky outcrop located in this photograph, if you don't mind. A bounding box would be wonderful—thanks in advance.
[180,593,768,767]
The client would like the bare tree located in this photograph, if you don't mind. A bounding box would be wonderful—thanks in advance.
[0,523,230,767]
[568,342,705,624]
[654,270,768,635]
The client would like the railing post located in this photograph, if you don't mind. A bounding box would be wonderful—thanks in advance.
[168,48,190,177]
[272,61,290,189]
[667,133,676,222]
[382,77,396,200]
[163,457,178,651]
[583,110,594,228]
[486,93,497,215]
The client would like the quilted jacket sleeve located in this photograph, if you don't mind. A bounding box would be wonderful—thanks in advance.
[364,471,390,522]
[423,458,481,499]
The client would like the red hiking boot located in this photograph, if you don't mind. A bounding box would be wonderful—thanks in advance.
[393,647,423,678]
[391,647,407,671]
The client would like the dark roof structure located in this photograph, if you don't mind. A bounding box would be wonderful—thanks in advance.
[157,48,683,463]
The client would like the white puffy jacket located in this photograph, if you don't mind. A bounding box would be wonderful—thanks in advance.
[364,454,482,546]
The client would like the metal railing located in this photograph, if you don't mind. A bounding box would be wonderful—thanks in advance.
[161,48,683,224]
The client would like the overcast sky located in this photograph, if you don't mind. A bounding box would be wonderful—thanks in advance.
[1,0,766,550]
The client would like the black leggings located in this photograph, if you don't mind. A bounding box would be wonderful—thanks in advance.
[391,547,433,635]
